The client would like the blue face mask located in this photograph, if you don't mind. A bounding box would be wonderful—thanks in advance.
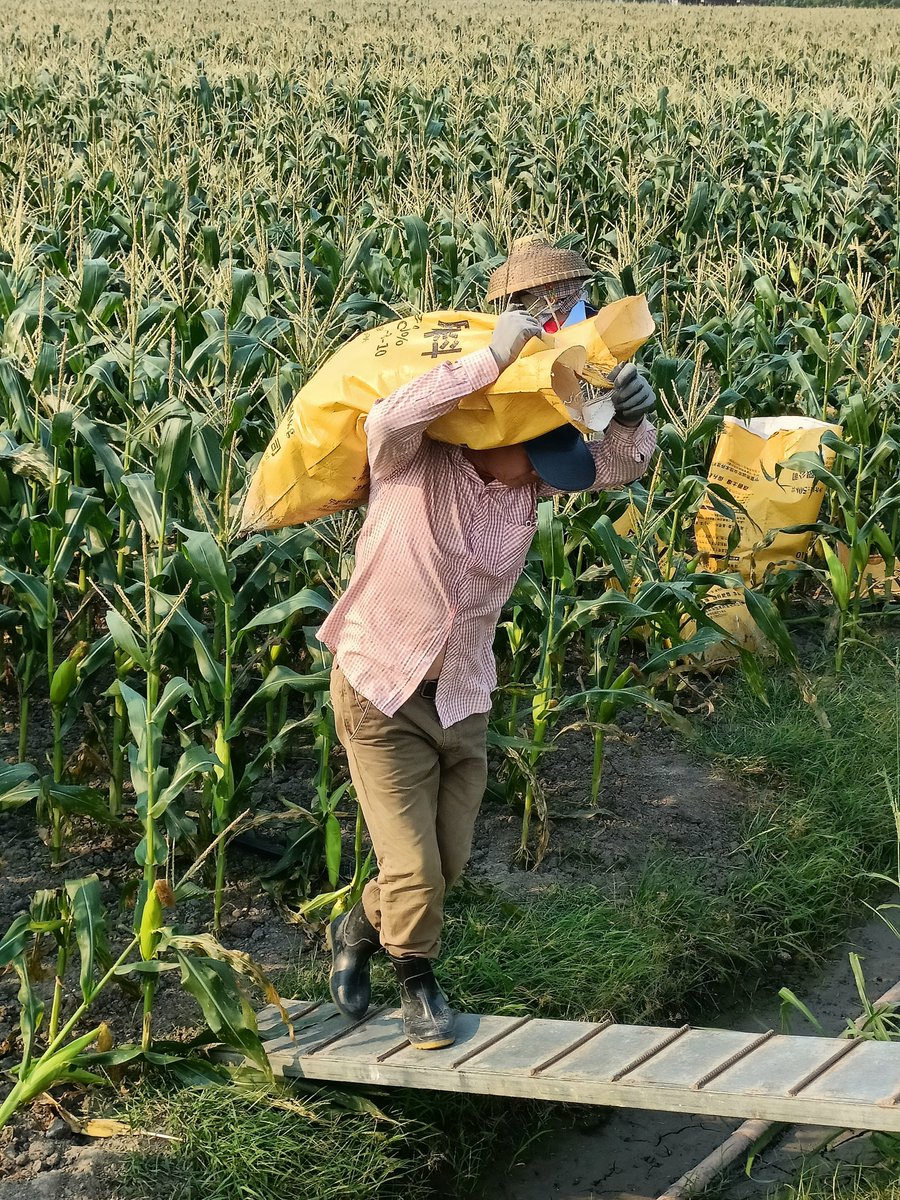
[562,299,587,327]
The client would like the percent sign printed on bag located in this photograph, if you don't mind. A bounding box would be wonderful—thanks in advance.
[240,297,655,532]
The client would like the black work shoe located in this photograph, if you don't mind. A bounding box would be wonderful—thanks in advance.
[328,901,381,1019]
[390,956,456,1050]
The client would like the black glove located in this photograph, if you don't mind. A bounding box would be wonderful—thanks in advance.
[609,363,656,427]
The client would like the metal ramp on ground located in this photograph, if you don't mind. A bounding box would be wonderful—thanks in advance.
[252,999,900,1132]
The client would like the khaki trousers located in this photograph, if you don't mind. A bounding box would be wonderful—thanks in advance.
[331,664,489,959]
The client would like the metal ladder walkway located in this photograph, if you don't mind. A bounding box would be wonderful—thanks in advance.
[253,999,900,1132]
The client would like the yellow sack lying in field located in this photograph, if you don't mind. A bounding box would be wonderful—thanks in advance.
[240,297,655,532]
[695,415,841,583]
[693,414,841,660]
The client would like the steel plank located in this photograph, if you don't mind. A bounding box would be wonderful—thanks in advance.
[257,999,322,1038]
[624,1029,764,1088]
[311,1009,407,1060]
[802,1040,900,1104]
[459,1018,598,1075]
[387,1014,519,1069]
[244,1002,900,1133]
[700,1035,840,1096]
[541,1024,671,1081]
[264,1003,355,1061]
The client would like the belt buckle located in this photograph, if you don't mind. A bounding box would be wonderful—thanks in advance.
[419,679,438,700]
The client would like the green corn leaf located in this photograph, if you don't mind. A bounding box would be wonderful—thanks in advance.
[237,588,331,636]
[640,625,726,676]
[0,913,31,967]
[537,500,566,582]
[200,226,221,269]
[66,876,110,1004]
[0,359,35,430]
[869,525,896,570]
[105,608,149,669]
[52,488,107,581]
[115,681,149,754]
[325,813,342,888]
[151,676,194,725]
[50,408,73,450]
[742,589,798,667]
[0,763,40,811]
[226,667,331,738]
[47,783,123,826]
[0,567,50,628]
[151,745,219,817]
[773,451,853,510]
[795,324,830,362]
[29,889,63,937]
[76,259,110,315]
[13,961,44,1070]
[73,415,125,491]
[818,538,851,612]
[681,180,709,237]
[228,269,256,326]
[6,1025,104,1115]
[590,515,632,588]
[753,275,778,308]
[157,600,226,700]
[841,393,871,446]
[172,951,269,1073]
[555,685,691,733]
[401,215,430,287]
[559,591,663,641]
[122,473,164,542]
[155,415,193,495]
[177,527,234,603]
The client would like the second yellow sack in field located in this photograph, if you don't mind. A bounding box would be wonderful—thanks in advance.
[240,297,654,531]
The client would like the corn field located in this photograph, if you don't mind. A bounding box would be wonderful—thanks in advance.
[0,0,898,1126]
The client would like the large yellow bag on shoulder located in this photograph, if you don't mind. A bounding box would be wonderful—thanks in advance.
[240,297,654,532]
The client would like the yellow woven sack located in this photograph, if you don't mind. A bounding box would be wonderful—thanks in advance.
[695,415,841,584]
[691,414,841,661]
[240,297,654,532]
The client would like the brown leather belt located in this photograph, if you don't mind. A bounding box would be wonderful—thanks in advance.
[417,679,439,700]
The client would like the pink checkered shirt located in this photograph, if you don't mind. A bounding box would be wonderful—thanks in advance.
[317,347,656,727]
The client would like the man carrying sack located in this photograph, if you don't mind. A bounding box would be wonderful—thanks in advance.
[318,236,657,1050]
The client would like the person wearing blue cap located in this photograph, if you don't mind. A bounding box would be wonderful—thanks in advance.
[325,235,656,1052]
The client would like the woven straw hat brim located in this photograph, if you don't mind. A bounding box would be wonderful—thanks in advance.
[486,238,591,302]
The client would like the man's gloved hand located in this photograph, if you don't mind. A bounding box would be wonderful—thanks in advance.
[489,309,543,371]
[609,363,656,427]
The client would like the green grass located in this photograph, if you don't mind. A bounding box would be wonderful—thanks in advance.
[119,1079,438,1200]
[705,642,900,966]
[118,1073,554,1200]
[726,1166,900,1200]
[119,643,900,1199]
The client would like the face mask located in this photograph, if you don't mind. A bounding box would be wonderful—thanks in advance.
[511,285,587,331]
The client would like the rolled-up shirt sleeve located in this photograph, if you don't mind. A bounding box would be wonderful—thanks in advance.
[537,418,657,498]
[364,348,499,481]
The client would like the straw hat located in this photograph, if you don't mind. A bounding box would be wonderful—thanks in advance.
[485,234,592,303]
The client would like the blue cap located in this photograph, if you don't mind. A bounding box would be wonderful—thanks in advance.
[524,424,596,491]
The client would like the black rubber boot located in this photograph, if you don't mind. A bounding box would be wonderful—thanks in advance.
[390,956,456,1050]
[328,901,381,1019]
